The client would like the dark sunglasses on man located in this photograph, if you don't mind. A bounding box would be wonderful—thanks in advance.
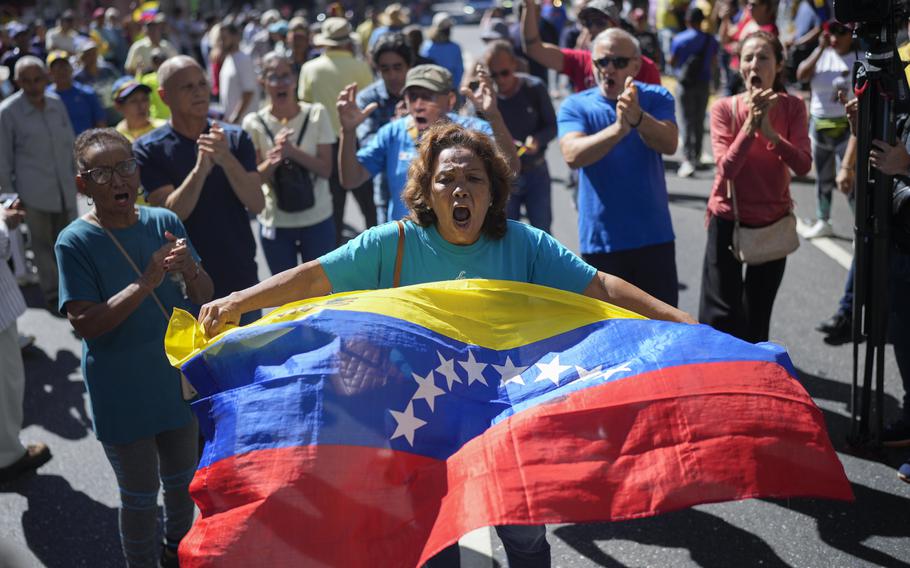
[824,21,851,35]
[80,158,138,185]
[593,56,632,70]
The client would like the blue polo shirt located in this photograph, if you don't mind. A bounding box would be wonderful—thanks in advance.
[133,122,260,301]
[356,113,494,222]
[48,81,104,135]
[557,84,676,254]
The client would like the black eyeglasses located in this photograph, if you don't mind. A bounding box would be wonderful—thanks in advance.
[81,158,138,184]
[593,56,632,70]
[489,69,512,79]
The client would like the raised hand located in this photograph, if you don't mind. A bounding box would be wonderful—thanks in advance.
[616,76,642,130]
[162,231,196,276]
[140,238,178,290]
[460,66,500,119]
[198,122,232,167]
[337,83,377,132]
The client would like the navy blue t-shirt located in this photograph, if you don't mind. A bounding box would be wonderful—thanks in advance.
[133,121,259,300]
[670,29,719,85]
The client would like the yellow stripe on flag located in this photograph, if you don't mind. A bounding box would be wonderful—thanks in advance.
[166,279,644,367]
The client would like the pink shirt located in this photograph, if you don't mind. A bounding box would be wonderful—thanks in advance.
[561,49,662,92]
[708,93,812,226]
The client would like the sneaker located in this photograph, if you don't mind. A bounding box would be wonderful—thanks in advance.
[882,418,910,448]
[899,459,910,484]
[804,219,834,239]
[678,160,696,178]
[0,443,52,483]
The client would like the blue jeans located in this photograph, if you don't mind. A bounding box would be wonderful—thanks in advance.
[424,524,550,568]
[259,217,336,276]
[507,162,552,234]
[810,118,852,221]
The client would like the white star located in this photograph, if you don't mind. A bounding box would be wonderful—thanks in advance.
[389,402,426,447]
[435,351,462,391]
[493,356,528,386]
[411,371,445,411]
[458,350,488,386]
[574,365,603,382]
[599,362,632,382]
[535,355,570,386]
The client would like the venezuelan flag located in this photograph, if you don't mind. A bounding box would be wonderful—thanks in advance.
[165,280,852,567]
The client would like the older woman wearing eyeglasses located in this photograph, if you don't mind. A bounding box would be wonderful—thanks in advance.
[242,51,336,275]
[55,128,213,567]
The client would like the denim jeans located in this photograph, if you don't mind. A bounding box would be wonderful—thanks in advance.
[259,217,336,276]
[507,162,552,233]
[810,118,852,221]
[424,524,550,568]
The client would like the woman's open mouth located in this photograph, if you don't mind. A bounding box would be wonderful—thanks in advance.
[750,75,763,88]
[453,205,471,229]
[113,192,131,205]
[275,89,289,100]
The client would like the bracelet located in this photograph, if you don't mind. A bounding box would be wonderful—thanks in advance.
[630,111,644,128]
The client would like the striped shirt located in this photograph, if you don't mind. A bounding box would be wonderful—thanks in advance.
[0,220,27,332]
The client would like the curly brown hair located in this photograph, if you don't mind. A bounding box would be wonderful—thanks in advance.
[402,122,512,239]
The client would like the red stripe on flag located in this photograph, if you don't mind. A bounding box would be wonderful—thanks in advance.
[180,360,852,567]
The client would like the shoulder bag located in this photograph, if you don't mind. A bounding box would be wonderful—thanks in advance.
[726,96,800,265]
[94,217,199,400]
[257,108,315,213]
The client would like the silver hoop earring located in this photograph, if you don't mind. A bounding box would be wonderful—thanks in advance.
[87,197,93,206]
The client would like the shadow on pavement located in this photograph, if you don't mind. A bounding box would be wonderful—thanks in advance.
[667,192,709,211]
[553,508,790,567]
[21,346,92,440]
[1,473,122,567]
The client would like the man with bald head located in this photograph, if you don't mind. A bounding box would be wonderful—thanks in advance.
[0,56,77,309]
[558,29,681,307]
[133,56,263,320]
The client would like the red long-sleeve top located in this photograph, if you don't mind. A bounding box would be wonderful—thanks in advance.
[708,93,812,226]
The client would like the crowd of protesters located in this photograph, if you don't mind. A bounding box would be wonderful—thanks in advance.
[0,0,909,565]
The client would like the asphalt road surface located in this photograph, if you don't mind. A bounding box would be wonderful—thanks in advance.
[1,23,909,568]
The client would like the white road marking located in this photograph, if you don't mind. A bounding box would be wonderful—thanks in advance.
[796,218,854,270]
[459,527,494,568]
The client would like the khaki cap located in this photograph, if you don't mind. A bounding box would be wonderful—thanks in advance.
[404,64,453,93]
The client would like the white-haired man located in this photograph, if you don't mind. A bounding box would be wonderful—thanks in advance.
[558,29,680,306]
[0,56,77,309]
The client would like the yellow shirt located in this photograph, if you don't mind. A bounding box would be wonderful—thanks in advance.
[116,118,165,206]
[138,72,171,120]
[297,50,374,136]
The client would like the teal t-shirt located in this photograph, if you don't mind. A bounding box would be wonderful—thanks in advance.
[55,206,198,444]
[319,219,597,293]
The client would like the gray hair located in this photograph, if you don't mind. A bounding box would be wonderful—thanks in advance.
[261,50,292,72]
[592,28,641,57]
[14,55,45,80]
[157,55,203,89]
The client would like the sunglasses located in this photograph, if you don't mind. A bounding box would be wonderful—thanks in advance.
[581,15,611,28]
[828,23,851,35]
[265,73,294,85]
[593,56,632,70]
[489,69,513,79]
[81,158,138,185]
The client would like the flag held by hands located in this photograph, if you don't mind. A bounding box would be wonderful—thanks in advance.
[165,279,852,567]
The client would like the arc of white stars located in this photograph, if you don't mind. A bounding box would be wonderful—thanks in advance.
[389,402,426,447]
[411,371,445,412]
[493,356,529,386]
[435,351,462,391]
[458,350,488,386]
[534,354,571,386]
[574,365,603,382]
